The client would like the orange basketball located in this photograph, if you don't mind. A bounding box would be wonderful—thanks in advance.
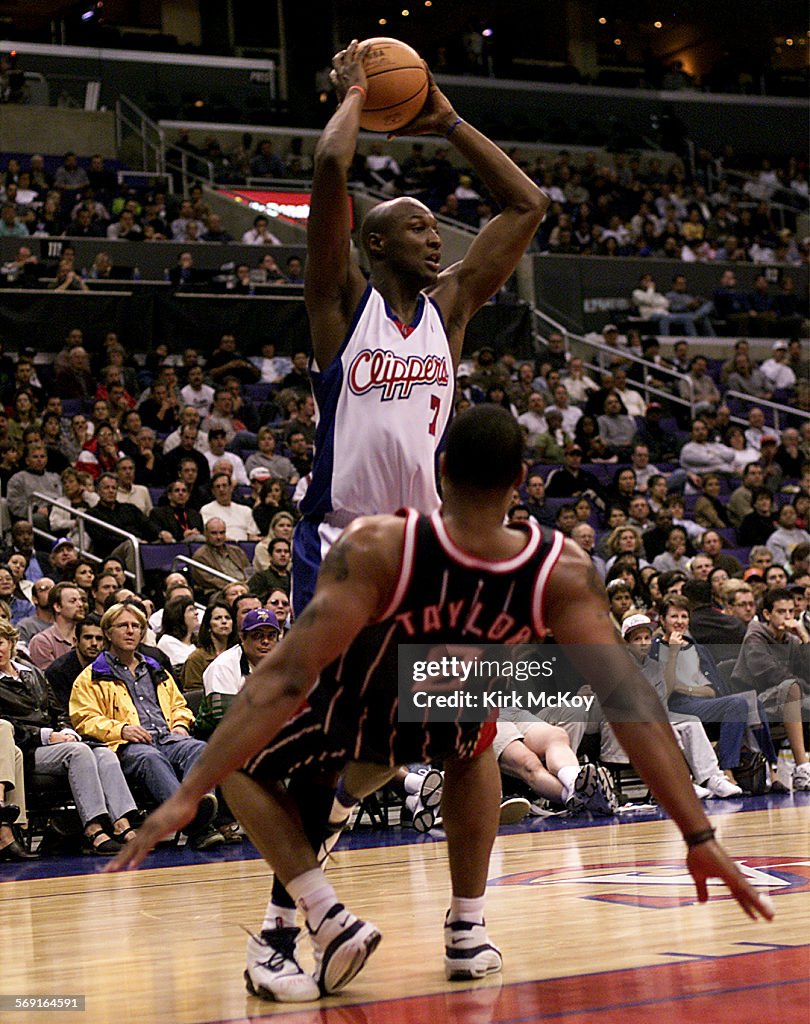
[358,37,429,133]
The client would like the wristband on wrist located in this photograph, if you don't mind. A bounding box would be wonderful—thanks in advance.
[684,827,716,848]
[445,116,463,138]
[347,84,366,100]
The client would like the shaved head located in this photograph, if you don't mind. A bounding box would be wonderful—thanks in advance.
[360,197,433,258]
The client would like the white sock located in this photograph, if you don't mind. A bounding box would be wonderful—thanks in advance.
[261,900,296,932]
[286,868,337,930]
[403,771,425,795]
[449,894,486,924]
[557,764,580,801]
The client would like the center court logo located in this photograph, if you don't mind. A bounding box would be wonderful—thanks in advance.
[348,349,449,400]
[490,857,810,908]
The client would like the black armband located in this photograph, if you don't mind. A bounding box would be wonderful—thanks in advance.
[685,827,716,848]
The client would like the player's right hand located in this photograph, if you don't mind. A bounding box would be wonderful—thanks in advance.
[103,790,201,872]
[687,839,775,921]
[330,39,369,103]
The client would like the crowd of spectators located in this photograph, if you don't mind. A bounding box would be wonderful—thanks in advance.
[0,140,809,859]
[0,315,806,861]
[2,143,808,282]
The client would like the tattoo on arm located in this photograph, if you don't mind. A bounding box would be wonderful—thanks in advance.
[320,537,351,582]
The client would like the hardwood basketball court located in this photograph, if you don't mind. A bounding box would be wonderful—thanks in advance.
[2,796,808,1023]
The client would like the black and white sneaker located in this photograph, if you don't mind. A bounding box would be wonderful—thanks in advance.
[309,902,381,995]
[444,915,503,981]
[245,927,320,1002]
[407,768,444,833]
[567,764,618,816]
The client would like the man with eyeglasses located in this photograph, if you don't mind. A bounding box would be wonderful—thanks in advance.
[722,581,757,627]
[69,601,224,850]
[15,577,54,645]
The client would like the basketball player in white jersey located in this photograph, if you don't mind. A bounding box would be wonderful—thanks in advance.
[293,38,550,612]
[109,407,773,1002]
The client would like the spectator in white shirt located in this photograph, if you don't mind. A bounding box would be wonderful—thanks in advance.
[517,392,547,445]
[180,366,215,416]
[766,504,810,566]
[629,443,660,493]
[205,428,248,487]
[250,341,291,384]
[200,472,260,541]
[744,407,777,452]
[759,341,797,392]
[612,368,646,418]
[679,418,737,490]
[170,200,205,241]
[241,214,281,246]
[631,272,677,335]
[561,357,599,405]
[163,410,210,456]
[546,384,582,435]
[114,457,152,516]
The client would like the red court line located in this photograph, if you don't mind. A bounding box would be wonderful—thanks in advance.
[221,945,809,1024]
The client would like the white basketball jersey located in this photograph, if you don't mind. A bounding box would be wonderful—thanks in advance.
[301,284,453,523]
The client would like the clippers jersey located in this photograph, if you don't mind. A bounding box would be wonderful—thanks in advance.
[300,284,453,526]
[307,508,565,766]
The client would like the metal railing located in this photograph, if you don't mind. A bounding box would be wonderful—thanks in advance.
[115,95,166,180]
[724,390,809,433]
[528,304,699,420]
[29,492,144,592]
[173,554,238,586]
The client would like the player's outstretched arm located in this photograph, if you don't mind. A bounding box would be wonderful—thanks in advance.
[399,72,548,334]
[306,39,370,367]
[105,516,405,871]
[543,541,774,922]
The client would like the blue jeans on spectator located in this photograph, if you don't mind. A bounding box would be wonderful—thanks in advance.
[667,692,749,769]
[34,742,137,827]
[117,732,207,804]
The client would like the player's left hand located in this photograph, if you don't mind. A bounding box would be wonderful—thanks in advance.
[687,839,775,921]
[387,68,457,139]
[102,790,201,872]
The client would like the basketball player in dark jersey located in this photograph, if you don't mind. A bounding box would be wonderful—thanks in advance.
[109,407,774,1002]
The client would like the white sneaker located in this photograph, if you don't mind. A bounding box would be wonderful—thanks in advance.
[704,774,743,798]
[498,796,531,824]
[792,762,810,791]
[309,902,381,995]
[444,915,503,981]
[244,928,320,1002]
[692,782,712,799]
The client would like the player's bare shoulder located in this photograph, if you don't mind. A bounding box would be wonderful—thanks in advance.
[546,538,610,606]
[322,514,407,585]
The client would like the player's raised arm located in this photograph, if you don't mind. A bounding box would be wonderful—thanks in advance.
[544,540,774,922]
[105,516,405,870]
[306,40,371,367]
[396,73,548,342]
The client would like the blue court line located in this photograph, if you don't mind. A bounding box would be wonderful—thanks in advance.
[2,790,805,884]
